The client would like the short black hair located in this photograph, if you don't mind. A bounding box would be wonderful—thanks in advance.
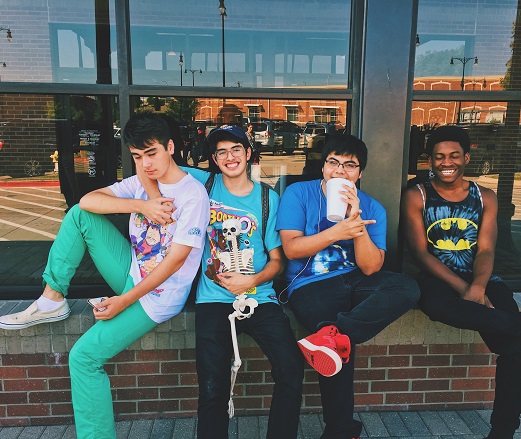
[426,125,470,156]
[321,133,368,171]
[122,111,171,150]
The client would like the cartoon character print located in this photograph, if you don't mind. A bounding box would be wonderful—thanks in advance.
[425,204,479,275]
[130,213,173,294]
[204,206,256,293]
[302,216,356,277]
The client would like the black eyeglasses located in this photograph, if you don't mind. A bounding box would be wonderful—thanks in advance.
[325,158,360,172]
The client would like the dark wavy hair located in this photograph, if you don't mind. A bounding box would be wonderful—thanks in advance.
[321,133,368,171]
[122,111,171,151]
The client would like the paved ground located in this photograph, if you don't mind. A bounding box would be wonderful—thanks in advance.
[1,410,520,439]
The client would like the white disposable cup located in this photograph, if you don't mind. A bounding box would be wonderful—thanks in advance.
[326,178,354,222]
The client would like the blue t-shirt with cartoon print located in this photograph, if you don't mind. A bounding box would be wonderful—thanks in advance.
[276,179,387,296]
[183,168,281,304]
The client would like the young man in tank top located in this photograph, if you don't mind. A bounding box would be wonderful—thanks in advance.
[401,125,521,439]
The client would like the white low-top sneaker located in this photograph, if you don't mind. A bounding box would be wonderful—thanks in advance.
[0,300,70,330]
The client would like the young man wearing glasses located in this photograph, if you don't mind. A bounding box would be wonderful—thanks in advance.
[276,133,420,439]
[140,124,303,439]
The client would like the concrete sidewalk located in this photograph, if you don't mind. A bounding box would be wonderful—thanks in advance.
[1,410,520,439]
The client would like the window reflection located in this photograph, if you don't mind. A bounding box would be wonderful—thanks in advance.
[416,0,517,81]
[129,0,350,88]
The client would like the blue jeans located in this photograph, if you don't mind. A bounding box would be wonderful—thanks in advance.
[418,274,521,438]
[195,302,304,439]
[289,270,420,439]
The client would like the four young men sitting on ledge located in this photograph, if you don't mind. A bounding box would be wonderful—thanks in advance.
[0,119,520,439]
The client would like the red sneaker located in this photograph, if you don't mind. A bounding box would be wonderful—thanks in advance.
[297,325,351,377]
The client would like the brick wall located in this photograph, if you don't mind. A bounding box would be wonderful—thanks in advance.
[0,299,499,427]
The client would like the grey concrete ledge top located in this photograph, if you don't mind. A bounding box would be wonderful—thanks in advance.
[0,297,494,356]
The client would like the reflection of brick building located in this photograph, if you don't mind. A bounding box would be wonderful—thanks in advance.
[412,76,506,126]
[196,96,348,127]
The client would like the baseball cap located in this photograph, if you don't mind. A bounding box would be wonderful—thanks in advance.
[206,124,249,150]
[426,125,470,156]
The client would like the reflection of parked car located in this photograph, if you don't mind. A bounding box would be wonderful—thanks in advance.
[300,122,343,149]
[253,120,300,155]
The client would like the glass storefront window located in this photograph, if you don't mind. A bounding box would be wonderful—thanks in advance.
[407,101,521,290]
[0,1,117,84]
[128,0,351,88]
[416,0,517,87]
[129,97,348,192]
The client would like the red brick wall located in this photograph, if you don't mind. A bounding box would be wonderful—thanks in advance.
[0,341,497,427]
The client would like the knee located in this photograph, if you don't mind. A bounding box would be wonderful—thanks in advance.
[69,339,102,374]
[385,273,421,306]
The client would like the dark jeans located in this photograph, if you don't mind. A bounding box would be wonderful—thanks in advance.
[418,274,521,438]
[289,270,420,439]
[196,302,304,439]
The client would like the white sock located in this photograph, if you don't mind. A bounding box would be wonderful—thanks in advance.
[36,295,64,311]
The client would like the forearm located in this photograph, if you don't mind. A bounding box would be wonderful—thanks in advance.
[250,257,284,287]
[80,191,146,215]
[415,250,469,295]
[471,250,494,289]
[283,228,338,260]
[353,234,384,274]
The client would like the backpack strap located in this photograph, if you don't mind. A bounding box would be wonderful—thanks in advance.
[260,183,270,257]
[204,172,216,195]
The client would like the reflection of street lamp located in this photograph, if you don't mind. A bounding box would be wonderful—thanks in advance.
[179,52,184,86]
[219,0,226,87]
[185,68,202,86]
[1,62,6,68]
[450,56,478,90]
[0,27,12,42]
[450,56,478,123]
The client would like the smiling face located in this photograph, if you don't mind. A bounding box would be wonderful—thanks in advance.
[212,139,251,177]
[429,140,470,184]
[130,139,175,183]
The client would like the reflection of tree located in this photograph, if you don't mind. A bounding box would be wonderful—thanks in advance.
[165,98,200,123]
[496,1,521,254]
[415,46,464,77]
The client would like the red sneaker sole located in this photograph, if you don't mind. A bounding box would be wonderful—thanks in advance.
[297,338,342,377]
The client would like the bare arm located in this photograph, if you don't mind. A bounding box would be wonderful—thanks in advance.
[463,187,497,307]
[280,209,382,275]
[94,242,193,320]
[401,186,469,295]
[215,246,285,295]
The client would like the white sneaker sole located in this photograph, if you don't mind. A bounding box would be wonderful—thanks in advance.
[0,309,71,330]
[298,338,342,377]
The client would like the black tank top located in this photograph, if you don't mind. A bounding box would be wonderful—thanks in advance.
[418,180,483,276]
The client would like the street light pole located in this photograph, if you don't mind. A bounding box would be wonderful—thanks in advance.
[450,56,478,123]
[0,27,12,42]
[179,52,184,86]
[219,0,226,87]
[185,68,202,86]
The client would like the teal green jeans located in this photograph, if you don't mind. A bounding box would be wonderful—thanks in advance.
[43,205,157,439]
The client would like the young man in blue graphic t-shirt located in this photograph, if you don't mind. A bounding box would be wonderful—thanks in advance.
[402,125,521,439]
[277,133,420,439]
[139,124,303,439]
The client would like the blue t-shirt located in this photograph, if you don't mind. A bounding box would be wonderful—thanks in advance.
[184,168,281,304]
[276,179,387,295]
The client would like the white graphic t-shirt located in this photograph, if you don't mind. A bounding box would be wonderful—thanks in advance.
[108,173,209,322]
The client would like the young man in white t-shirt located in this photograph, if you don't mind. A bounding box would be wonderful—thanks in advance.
[0,112,209,439]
